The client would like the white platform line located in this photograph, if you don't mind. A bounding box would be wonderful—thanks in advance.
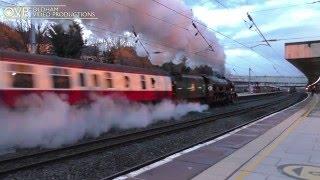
[113,94,310,180]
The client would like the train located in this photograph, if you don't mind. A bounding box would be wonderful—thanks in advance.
[0,50,237,107]
[306,77,320,94]
[306,84,320,94]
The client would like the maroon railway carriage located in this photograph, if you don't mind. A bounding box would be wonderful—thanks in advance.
[0,50,173,107]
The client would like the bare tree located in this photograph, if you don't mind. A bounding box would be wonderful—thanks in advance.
[15,20,50,54]
[35,24,49,54]
[15,20,30,52]
[103,36,133,51]
[99,36,134,63]
[0,22,26,51]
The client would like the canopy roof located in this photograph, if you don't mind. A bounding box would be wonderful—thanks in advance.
[285,41,320,85]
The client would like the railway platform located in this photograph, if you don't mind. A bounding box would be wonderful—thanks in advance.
[116,94,320,180]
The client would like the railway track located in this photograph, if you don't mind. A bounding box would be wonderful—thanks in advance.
[0,93,304,178]
[104,93,306,179]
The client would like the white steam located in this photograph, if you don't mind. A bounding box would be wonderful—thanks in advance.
[27,0,226,74]
[0,93,208,151]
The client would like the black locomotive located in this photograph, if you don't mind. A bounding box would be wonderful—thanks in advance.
[172,74,237,104]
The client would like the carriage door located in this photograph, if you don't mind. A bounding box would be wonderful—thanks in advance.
[202,76,211,97]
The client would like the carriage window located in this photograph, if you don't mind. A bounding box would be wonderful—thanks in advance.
[50,67,70,89]
[124,76,130,88]
[150,78,156,88]
[141,75,146,89]
[92,74,100,87]
[105,72,113,88]
[12,74,34,88]
[79,73,86,87]
[8,64,34,88]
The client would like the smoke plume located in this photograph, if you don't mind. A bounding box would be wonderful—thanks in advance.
[0,93,208,152]
[26,0,226,74]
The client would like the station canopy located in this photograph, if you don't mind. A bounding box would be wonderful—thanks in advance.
[285,40,320,85]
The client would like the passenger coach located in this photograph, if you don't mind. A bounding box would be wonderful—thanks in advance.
[0,50,172,107]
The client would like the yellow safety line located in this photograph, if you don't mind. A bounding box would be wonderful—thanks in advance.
[235,95,319,180]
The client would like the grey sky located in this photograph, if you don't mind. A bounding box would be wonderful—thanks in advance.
[189,0,320,76]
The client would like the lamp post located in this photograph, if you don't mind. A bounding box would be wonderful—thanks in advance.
[248,67,252,93]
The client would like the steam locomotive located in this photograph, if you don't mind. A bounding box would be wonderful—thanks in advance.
[0,50,236,107]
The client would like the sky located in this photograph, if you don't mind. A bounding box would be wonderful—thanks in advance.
[1,0,319,77]
[185,0,320,77]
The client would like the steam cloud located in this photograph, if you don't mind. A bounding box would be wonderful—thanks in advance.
[0,93,208,152]
[27,0,226,74]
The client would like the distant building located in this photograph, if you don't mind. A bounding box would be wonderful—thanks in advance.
[109,47,153,68]
[81,46,154,68]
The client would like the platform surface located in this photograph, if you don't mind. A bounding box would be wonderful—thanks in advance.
[117,94,319,180]
[194,94,320,180]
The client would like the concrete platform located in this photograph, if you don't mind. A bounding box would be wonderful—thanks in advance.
[193,94,319,180]
[116,94,319,180]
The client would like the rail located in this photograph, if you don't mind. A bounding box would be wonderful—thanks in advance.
[0,93,305,178]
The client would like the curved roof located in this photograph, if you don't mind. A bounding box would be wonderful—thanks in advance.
[0,50,169,76]
[288,58,320,85]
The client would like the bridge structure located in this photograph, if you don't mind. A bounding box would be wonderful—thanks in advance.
[228,75,307,87]
[285,40,320,91]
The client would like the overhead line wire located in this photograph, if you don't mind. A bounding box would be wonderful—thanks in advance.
[0,0,285,74]
[210,0,298,75]
[110,0,189,31]
[246,12,306,75]
[89,1,270,73]
[106,0,280,75]
[88,22,251,71]
[150,0,286,76]
[250,0,320,13]
[223,35,320,46]
[152,0,288,74]
[208,0,271,75]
